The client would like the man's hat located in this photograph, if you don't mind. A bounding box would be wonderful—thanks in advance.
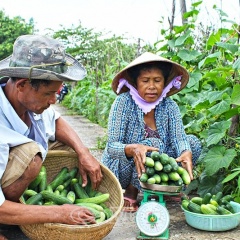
[0,35,86,82]
[112,52,189,97]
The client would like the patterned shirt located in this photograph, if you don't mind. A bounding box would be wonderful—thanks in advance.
[101,91,191,165]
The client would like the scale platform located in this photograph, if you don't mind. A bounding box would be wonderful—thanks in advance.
[136,186,181,240]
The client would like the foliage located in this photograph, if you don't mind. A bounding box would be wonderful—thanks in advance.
[154,1,240,200]
[54,24,155,126]
[0,10,35,60]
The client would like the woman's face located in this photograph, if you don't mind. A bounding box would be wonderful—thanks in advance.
[136,67,165,102]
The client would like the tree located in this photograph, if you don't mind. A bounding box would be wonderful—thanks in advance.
[0,10,35,60]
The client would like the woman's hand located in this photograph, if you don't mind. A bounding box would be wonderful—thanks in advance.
[125,144,158,177]
[176,150,193,180]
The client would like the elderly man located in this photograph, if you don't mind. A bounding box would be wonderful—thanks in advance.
[0,35,103,239]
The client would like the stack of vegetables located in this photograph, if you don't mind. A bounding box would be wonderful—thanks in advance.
[139,151,191,186]
[20,166,113,224]
[181,192,236,215]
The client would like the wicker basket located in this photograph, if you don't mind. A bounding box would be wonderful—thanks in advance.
[20,150,124,240]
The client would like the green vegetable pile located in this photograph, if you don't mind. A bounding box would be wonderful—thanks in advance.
[139,151,191,186]
[20,166,113,224]
[181,192,236,215]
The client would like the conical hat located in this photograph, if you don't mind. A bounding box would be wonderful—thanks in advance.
[112,52,189,96]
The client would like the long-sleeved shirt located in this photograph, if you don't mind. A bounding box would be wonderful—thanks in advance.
[101,91,191,167]
[0,84,60,205]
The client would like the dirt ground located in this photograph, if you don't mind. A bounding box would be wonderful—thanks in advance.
[1,103,239,240]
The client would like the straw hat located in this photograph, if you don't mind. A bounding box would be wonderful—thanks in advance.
[112,52,189,96]
[0,35,86,82]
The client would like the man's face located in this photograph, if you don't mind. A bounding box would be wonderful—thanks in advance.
[18,79,62,114]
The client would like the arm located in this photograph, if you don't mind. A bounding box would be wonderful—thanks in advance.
[0,200,95,225]
[55,117,102,189]
[106,94,158,176]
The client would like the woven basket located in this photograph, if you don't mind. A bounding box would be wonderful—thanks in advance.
[20,150,124,240]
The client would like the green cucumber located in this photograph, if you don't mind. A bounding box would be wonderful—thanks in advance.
[39,166,47,192]
[150,151,161,161]
[188,201,202,214]
[67,190,76,203]
[96,212,106,223]
[75,202,104,212]
[202,193,212,204]
[168,172,181,181]
[140,173,148,183]
[191,197,203,206]
[104,207,113,219]
[159,172,169,182]
[201,204,218,215]
[75,193,110,204]
[49,167,69,190]
[73,182,89,199]
[145,157,155,167]
[216,206,232,215]
[41,190,73,205]
[153,174,161,184]
[154,161,163,171]
[147,177,156,184]
[159,153,170,165]
[181,199,190,210]
[24,189,38,197]
[163,164,172,173]
[26,193,43,205]
[181,169,191,185]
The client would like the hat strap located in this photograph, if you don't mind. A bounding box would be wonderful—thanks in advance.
[28,61,73,81]
[117,76,182,114]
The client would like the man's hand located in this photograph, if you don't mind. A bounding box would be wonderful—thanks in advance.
[78,150,103,190]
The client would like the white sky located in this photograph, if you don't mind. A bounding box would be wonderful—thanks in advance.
[0,0,239,45]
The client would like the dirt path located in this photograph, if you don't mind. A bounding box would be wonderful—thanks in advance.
[1,103,239,240]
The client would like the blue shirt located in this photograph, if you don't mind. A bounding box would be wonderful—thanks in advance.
[0,84,60,205]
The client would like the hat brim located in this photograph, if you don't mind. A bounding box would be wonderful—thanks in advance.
[0,54,87,82]
[112,52,189,97]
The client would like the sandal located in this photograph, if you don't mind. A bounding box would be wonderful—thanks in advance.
[122,196,139,213]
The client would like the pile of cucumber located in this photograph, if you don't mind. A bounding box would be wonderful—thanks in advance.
[21,166,113,224]
[182,192,236,215]
[139,151,191,186]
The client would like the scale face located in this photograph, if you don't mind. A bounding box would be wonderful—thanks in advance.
[136,201,170,237]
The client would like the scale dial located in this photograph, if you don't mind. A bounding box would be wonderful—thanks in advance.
[136,201,170,237]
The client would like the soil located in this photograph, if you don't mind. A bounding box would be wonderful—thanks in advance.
[1,103,239,240]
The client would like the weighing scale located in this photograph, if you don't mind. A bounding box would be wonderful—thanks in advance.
[136,184,181,240]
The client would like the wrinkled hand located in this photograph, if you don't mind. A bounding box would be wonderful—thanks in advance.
[61,204,96,225]
[125,144,158,177]
[78,151,103,190]
[176,150,193,180]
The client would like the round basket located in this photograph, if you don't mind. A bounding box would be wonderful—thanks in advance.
[20,150,124,240]
[181,201,240,231]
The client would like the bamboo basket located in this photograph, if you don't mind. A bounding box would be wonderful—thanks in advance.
[20,150,124,240]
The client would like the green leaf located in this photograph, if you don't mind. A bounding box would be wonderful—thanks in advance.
[198,52,221,69]
[216,42,238,54]
[197,172,224,197]
[222,170,240,183]
[208,94,231,116]
[175,30,191,46]
[231,85,240,105]
[177,49,201,62]
[233,58,240,70]
[206,121,231,146]
[204,146,237,175]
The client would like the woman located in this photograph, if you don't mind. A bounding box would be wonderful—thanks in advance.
[101,52,202,212]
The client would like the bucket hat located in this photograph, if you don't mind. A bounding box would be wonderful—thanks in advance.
[0,35,86,82]
[112,52,189,97]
